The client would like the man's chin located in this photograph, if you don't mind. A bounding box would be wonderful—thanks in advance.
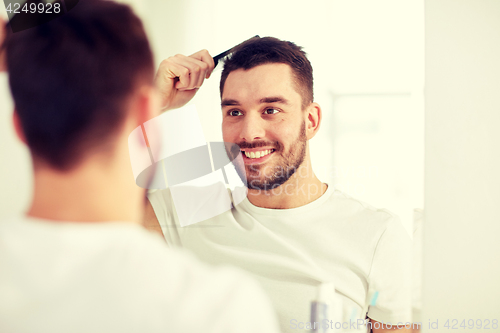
[246,176,288,191]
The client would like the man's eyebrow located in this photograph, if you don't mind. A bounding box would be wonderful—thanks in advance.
[221,96,290,107]
[259,96,290,105]
[221,99,240,107]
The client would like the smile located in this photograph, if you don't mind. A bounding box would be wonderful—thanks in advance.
[243,149,275,159]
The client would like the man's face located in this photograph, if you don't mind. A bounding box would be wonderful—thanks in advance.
[221,63,307,190]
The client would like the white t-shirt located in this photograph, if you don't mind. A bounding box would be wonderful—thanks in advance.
[0,216,280,333]
[149,184,412,332]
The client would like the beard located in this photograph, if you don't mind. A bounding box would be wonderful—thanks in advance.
[227,122,307,191]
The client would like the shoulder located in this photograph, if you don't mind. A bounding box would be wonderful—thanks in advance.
[147,184,245,207]
[329,189,401,230]
[128,234,279,332]
[147,183,243,228]
[324,189,410,260]
[204,266,280,333]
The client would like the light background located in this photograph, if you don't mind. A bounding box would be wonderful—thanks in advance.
[423,1,500,330]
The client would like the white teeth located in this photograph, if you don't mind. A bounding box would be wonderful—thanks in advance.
[244,149,273,159]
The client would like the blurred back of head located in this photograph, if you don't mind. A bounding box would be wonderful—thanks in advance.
[4,0,154,170]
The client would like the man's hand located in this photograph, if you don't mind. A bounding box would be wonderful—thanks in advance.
[155,49,214,111]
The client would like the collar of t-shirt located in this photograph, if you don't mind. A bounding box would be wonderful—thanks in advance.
[237,183,332,217]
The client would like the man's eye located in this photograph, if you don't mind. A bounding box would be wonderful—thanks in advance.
[229,110,243,116]
[264,108,280,115]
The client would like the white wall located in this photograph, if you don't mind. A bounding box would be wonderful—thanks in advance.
[423,0,500,330]
[0,74,32,219]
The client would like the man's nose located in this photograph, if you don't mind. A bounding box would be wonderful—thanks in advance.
[239,114,265,142]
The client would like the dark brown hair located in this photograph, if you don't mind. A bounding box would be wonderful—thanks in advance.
[5,0,154,170]
[220,37,313,109]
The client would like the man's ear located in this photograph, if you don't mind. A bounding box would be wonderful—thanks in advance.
[305,102,322,140]
[132,84,161,128]
[13,110,27,144]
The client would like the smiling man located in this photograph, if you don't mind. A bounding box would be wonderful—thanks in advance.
[145,37,413,333]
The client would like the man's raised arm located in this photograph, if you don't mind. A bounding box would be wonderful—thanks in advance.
[141,49,214,236]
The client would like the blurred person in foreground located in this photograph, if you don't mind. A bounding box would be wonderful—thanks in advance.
[0,1,279,332]
[145,37,414,332]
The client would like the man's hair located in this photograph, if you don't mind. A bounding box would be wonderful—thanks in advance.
[220,37,313,109]
[4,0,154,170]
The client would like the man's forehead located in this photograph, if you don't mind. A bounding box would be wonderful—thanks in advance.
[224,63,292,85]
[221,63,300,104]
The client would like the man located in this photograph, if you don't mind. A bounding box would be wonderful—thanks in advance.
[0,2,279,332]
[145,37,413,332]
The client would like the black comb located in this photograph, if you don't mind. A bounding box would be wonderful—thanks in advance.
[213,35,260,68]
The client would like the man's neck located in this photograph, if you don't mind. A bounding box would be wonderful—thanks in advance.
[246,160,327,209]
[27,158,143,224]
